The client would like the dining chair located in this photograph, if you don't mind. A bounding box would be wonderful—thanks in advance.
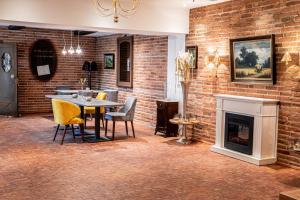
[84,92,107,128]
[52,99,84,145]
[55,86,71,95]
[104,89,118,112]
[105,96,137,140]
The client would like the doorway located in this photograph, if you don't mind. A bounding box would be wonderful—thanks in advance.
[0,43,17,116]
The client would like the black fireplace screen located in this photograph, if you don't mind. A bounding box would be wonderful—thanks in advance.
[224,113,254,155]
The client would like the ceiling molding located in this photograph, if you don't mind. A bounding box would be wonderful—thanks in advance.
[184,0,231,8]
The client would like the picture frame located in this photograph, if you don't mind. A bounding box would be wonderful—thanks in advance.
[230,35,276,84]
[104,53,115,69]
[186,46,198,69]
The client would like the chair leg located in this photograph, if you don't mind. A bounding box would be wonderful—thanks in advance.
[125,121,128,137]
[105,119,108,136]
[101,114,105,128]
[53,124,60,141]
[79,124,84,140]
[61,126,67,145]
[131,121,135,138]
[84,115,87,128]
[71,125,76,141]
[112,120,115,140]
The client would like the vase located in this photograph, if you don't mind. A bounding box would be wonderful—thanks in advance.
[177,81,191,144]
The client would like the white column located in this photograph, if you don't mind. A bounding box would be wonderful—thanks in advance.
[167,34,186,114]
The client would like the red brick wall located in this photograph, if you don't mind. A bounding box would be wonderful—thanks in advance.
[1,28,167,126]
[95,34,168,125]
[0,28,96,114]
[187,0,300,167]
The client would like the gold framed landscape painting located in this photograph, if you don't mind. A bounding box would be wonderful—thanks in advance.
[230,35,276,84]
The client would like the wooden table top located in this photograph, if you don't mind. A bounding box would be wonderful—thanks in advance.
[169,118,201,125]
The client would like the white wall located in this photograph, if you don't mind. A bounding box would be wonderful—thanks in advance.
[0,0,189,35]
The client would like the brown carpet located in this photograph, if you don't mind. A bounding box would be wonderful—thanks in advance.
[0,115,300,200]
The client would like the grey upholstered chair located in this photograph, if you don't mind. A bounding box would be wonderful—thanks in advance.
[104,89,118,102]
[55,86,71,95]
[104,89,119,112]
[105,96,137,140]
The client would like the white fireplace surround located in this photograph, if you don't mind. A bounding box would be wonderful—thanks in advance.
[211,94,279,166]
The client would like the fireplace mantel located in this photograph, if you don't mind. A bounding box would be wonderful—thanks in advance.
[211,94,279,165]
[214,94,279,104]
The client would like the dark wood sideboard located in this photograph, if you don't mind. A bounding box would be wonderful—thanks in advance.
[155,100,179,137]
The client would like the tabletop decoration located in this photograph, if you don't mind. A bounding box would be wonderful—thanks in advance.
[79,77,87,90]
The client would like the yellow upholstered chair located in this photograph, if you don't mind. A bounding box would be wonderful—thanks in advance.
[84,92,107,127]
[52,99,84,145]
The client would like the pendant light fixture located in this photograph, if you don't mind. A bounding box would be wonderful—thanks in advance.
[94,0,139,23]
[68,31,75,55]
[76,31,82,55]
[62,32,67,55]
[61,30,83,56]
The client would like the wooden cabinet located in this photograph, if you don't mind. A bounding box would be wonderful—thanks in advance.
[155,100,178,137]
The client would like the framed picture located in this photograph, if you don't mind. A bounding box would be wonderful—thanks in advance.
[230,35,276,84]
[186,46,198,69]
[104,53,115,69]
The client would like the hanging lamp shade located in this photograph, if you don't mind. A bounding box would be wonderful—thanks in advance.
[82,61,90,71]
[281,52,292,66]
[90,61,98,71]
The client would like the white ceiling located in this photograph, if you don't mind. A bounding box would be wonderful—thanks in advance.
[0,0,231,37]
[184,0,231,8]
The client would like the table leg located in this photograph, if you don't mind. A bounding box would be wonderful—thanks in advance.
[176,125,191,144]
[82,106,111,143]
[95,107,101,140]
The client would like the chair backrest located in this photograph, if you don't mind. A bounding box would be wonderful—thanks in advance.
[123,96,137,120]
[52,99,80,125]
[104,89,118,102]
[96,92,107,100]
[79,90,93,97]
[96,92,107,113]
[56,86,71,95]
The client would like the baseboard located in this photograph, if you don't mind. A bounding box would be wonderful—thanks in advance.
[211,145,277,166]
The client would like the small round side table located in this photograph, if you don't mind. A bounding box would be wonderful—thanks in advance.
[169,118,201,144]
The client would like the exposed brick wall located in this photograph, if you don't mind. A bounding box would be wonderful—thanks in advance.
[187,0,300,167]
[0,28,96,114]
[1,27,167,126]
[95,34,168,126]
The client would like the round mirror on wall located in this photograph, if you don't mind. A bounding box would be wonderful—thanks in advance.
[30,39,57,81]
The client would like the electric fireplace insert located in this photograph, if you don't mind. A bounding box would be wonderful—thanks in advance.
[224,113,254,155]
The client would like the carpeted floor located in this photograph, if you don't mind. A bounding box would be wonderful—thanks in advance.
[0,115,300,200]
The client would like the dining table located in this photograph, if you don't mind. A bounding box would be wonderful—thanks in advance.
[46,95,123,142]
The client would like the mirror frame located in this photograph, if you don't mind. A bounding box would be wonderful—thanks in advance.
[117,36,133,88]
[30,39,57,81]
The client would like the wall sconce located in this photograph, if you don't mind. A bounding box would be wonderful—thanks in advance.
[205,49,220,69]
[281,51,300,81]
[281,52,292,66]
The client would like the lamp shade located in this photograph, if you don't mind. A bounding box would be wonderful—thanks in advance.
[90,61,98,71]
[281,52,292,65]
[82,61,90,71]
